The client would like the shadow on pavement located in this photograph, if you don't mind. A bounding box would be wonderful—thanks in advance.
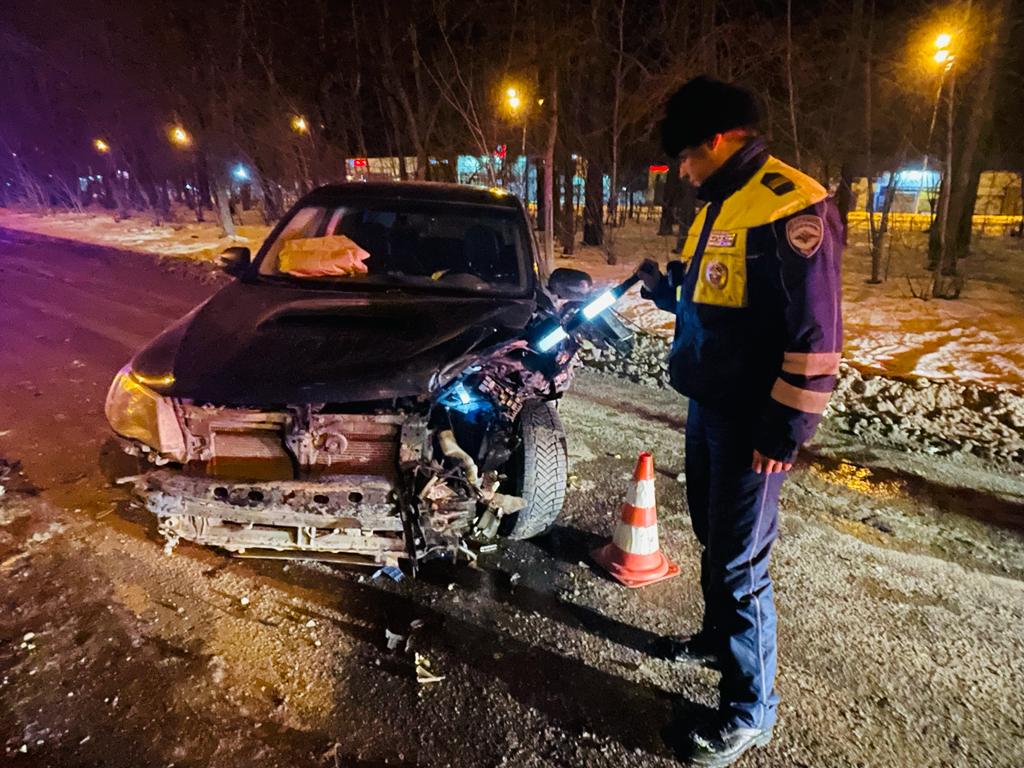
[241,556,711,759]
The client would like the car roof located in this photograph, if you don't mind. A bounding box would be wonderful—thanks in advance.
[302,181,522,209]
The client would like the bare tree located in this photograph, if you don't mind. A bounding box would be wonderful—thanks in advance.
[931,0,1012,298]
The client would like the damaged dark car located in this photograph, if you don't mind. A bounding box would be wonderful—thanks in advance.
[105,183,631,570]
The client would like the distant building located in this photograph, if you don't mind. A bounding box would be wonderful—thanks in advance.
[853,169,1022,216]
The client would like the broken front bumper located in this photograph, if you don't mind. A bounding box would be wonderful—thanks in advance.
[137,470,420,565]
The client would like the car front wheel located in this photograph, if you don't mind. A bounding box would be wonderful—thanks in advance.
[501,400,568,540]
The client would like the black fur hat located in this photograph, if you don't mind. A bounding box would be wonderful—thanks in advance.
[660,76,762,157]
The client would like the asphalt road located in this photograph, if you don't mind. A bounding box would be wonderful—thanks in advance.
[1,230,1023,768]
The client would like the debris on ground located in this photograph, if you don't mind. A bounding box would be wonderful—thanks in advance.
[414,653,445,685]
[371,565,404,583]
[385,629,406,652]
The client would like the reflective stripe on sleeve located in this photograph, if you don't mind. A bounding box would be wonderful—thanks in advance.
[771,378,832,414]
[781,351,841,376]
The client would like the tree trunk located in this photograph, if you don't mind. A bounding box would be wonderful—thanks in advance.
[196,151,212,221]
[700,0,717,73]
[582,158,604,247]
[1018,172,1024,237]
[609,0,626,227]
[541,75,558,271]
[536,164,546,229]
[559,154,576,255]
[674,178,698,252]
[657,161,682,236]
[874,170,899,281]
[861,0,874,255]
[785,0,801,166]
[836,162,855,244]
[933,0,1009,298]
[954,169,982,261]
[215,183,236,238]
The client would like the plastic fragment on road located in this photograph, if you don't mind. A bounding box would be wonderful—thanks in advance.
[414,652,445,685]
[372,565,404,582]
[385,629,406,651]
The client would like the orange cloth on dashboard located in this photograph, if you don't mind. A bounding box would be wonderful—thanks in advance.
[278,235,371,277]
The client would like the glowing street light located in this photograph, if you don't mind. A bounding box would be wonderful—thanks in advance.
[169,125,192,147]
[504,86,523,113]
[93,138,110,154]
[500,83,531,198]
[290,115,309,134]
[934,32,952,49]
[933,48,952,64]
[231,163,251,182]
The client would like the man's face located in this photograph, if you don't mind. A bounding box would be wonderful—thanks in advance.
[679,141,719,185]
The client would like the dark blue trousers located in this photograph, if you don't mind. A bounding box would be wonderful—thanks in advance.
[685,399,783,730]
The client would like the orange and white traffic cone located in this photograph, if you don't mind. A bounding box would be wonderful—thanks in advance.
[592,452,680,588]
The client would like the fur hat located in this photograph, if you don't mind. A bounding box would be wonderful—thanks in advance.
[660,76,762,157]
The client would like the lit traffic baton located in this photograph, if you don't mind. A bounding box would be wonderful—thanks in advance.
[535,273,641,352]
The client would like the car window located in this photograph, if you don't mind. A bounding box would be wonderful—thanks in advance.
[258,201,528,293]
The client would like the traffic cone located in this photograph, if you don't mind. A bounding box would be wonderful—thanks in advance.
[592,452,680,588]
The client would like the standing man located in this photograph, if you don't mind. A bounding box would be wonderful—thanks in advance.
[637,76,843,766]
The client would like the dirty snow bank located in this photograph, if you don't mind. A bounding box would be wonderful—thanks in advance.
[0,208,270,262]
[578,335,1024,466]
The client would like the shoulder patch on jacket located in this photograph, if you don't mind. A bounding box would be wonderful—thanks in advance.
[761,172,796,196]
[786,215,824,257]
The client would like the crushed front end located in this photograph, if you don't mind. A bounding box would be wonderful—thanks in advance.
[105,334,574,568]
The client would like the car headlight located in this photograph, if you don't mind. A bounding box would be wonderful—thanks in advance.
[105,366,187,460]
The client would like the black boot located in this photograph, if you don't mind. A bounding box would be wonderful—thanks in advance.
[686,722,773,767]
[649,631,720,668]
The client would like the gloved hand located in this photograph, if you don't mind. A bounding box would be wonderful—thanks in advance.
[635,258,662,292]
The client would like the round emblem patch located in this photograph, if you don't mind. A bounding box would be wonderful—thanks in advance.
[786,214,824,257]
[704,260,729,290]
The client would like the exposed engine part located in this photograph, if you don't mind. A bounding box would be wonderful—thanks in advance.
[167,403,414,481]
[437,429,480,486]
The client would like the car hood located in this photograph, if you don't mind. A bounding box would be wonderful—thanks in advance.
[131,281,537,405]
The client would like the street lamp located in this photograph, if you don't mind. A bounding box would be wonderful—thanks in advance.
[290,115,309,134]
[932,30,954,71]
[924,28,959,284]
[506,87,522,113]
[93,138,110,154]
[169,125,192,148]
[502,84,530,198]
[913,31,956,215]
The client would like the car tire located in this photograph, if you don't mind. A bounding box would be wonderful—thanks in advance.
[503,400,568,540]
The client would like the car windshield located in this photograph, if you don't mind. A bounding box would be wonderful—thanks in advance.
[258,200,529,293]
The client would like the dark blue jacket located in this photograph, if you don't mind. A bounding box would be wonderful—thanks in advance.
[644,139,843,461]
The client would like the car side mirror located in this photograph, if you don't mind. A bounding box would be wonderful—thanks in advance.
[548,268,593,300]
[218,246,251,277]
